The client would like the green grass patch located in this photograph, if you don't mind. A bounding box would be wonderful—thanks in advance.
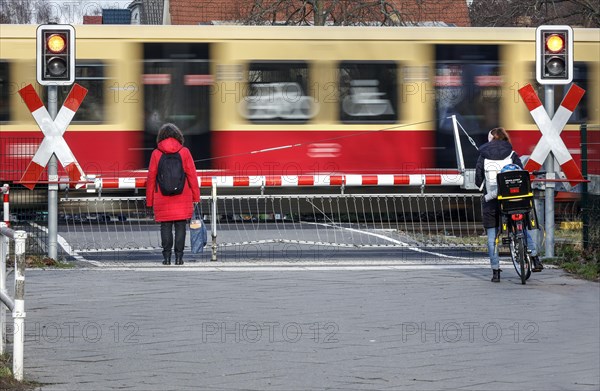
[24,255,73,269]
[554,228,584,243]
[0,353,40,390]
[550,243,600,282]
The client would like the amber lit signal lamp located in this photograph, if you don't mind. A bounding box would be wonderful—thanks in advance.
[47,34,67,53]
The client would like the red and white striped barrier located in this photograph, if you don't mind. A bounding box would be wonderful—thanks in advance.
[18,84,88,190]
[519,83,585,186]
[86,173,464,190]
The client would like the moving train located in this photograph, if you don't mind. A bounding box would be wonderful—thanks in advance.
[0,25,598,183]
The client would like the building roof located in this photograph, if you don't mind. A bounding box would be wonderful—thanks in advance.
[102,9,133,24]
[400,0,471,27]
[142,0,165,24]
[83,15,103,24]
[167,0,470,27]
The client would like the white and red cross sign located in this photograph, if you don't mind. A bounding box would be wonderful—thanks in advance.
[18,83,88,190]
[519,83,585,186]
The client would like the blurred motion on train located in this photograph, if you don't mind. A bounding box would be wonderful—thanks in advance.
[0,25,598,182]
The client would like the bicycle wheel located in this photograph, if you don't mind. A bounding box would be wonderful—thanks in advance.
[517,237,528,284]
[509,234,531,284]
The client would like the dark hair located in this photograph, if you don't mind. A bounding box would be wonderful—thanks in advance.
[156,123,184,145]
[489,127,511,143]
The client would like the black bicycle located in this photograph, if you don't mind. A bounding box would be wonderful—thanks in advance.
[497,170,539,285]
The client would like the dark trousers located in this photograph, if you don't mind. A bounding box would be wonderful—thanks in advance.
[160,220,187,260]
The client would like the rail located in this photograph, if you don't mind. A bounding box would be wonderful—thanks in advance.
[0,222,27,381]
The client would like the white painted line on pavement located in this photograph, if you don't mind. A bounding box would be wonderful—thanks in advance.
[56,263,495,272]
[305,222,464,259]
[29,222,101,266]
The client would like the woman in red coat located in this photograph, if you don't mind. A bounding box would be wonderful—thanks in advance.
[146,123,200,265]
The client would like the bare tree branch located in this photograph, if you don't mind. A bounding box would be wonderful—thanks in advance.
[233,0,411,26]
[470,0,599,27]
[0,0,33,24]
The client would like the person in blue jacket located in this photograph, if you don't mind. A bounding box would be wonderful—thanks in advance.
[475,127,543,282]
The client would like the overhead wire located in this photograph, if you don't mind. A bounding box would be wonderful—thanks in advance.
[192,119,437,164]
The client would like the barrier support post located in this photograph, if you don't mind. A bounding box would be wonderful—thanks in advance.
[211,178,218,262]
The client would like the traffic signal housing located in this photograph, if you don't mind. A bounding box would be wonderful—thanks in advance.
[36,24,75,86]
[536,25,573,85]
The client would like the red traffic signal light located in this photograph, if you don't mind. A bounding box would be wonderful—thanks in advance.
[536,25,573,85]
[36,24,75,86]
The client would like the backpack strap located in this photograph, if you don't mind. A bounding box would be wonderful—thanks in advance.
[155,150,163,193]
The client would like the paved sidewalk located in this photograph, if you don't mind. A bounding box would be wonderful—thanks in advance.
[17,264,600,390]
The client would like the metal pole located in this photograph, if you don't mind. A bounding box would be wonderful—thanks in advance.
[451,115,466,172]
[47,86,58,260]
[581,123,589,249]
[543,85,555,258]
[0,222,8,355]
[211,178,218,262]
[12,230,27,382]
[533,191,544,253]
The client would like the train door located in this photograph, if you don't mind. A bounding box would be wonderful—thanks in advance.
[143,43,211,169]
[435,45,500,168]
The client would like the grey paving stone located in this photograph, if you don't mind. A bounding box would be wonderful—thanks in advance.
[7,266,598,391]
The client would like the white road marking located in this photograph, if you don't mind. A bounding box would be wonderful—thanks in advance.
[304,222,463,259]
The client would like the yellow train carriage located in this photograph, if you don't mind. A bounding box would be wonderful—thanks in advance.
[0,25,597,181]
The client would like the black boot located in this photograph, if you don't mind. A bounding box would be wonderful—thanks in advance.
[175,255,184,265]
[532,256,544,272]
[491,269,501,282]
[162,251,171,265]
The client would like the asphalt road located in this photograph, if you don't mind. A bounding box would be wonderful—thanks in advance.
[17,265,600,391]
[54,221,487,266]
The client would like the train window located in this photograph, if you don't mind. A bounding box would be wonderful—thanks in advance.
[55,62,106,123]
[243,62,315,124]
[143,42,212,169]
[434,45,500,168]
[338,61,397,123]
[532,62,589,124]
[143,59,211,135]
[0,62,9,122]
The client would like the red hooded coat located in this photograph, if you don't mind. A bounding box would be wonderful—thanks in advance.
[146,138,200,222]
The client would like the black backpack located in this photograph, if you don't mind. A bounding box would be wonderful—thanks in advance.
[156,151,186,196]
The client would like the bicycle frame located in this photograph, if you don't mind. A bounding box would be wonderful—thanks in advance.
[501,212,532,284]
